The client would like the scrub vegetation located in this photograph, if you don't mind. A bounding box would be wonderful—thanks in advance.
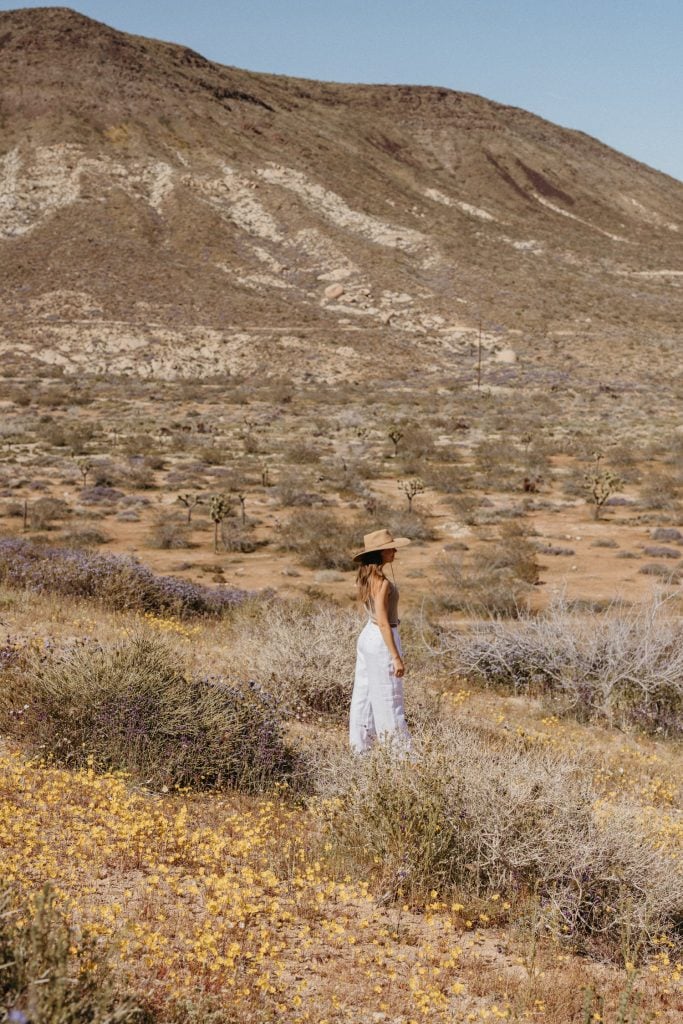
[2,364,683,1023]
[1,578,682,1023]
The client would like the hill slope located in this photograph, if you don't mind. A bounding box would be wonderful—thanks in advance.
[1,6,682,381]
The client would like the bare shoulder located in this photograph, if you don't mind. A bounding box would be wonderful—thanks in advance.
[371,576,390,605]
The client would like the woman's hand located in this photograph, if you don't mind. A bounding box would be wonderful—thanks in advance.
[391,655,405,678]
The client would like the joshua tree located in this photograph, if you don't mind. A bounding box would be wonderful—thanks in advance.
[236,492,247,526]
[76,458,93,487]
[398,477,425,512]
[176,493,204,524]
[209,494,232,553]
[388,427,404,457]
[584,453,622,520]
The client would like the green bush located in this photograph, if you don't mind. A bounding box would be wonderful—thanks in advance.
[0,884,147,1023]
[1,634,300,793]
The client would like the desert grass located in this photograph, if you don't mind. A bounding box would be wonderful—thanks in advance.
[225,598,440,729]
[314,725,683,961]
[1,884,148,1023]
[447,595,683,734]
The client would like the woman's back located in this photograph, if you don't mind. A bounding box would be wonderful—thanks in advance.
[366,578,400,626]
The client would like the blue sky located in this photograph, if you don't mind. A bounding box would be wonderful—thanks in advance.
[4,1,682,182]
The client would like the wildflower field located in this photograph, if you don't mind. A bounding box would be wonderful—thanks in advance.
[0,575,681,1024]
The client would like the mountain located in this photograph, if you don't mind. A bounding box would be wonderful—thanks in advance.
[1,6,682,382]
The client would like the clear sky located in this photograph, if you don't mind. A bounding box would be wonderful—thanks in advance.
[4,0,682,182]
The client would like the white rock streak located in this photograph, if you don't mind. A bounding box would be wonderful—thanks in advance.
[424,188,496,221]
[622,195,679,232]
[532,193,627,242]
[258,165,425,250]
[193,166,284,242]
[0,145,82,237]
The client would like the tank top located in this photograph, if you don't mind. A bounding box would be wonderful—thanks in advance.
[366,579,400,627]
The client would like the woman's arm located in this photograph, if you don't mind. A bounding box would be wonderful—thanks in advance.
[373,578,405,678]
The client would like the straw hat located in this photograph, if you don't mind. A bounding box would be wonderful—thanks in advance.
[352,528,411,562]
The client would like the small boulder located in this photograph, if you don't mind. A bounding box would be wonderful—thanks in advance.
[324,283,345,300]
[495,347,517,364]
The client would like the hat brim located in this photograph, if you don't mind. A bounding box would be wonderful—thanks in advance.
[352,537,411,562]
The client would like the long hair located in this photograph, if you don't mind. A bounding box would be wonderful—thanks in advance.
[356,551,385,610]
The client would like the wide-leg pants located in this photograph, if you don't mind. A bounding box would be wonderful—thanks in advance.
[349,621,411,753]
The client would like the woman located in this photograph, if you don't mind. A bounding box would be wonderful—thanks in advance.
[349,528,411,753]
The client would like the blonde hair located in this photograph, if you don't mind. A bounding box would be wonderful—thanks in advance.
[356,552,385,611]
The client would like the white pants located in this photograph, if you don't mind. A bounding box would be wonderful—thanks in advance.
[349,621,411,753]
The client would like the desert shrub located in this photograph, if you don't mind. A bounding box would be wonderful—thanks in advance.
[87,459,118,487]
[651,527,683,542]
[0,538,247,617]
[37,420,95,453]
[29,497,70,530]
[639,472,680,511]
[283,441,321,465]
[279,509,357,569]
[197,445,227,466]
[1,634,298,792]
[57,526,111,548]
[472,438,520,490]
[144,453,166,472]
[120,433,155,457]
[220,517,257,553]
[242,432,260,454]
[439,524,538,617]
[120,459,157,490]
[227,600,438,727]
[0,885,147,1023]
[146,513,192,550]
[316,725,682,958]
[447,493,480,525]
[275,471,320,508]
[560,465,588,498]
[439,561,530,618]
[321,461,372,498]
[380,508,435,542]
[447,596,683,734]
[228,601,358,718]
[535,543,575,556]
[476,523,539,583]
[80,485,124,505]
[521,437,552,479]
[642,545,681,559]
[359,497,435,543]
[398,426,437,472]
[421,462,467,494]
[639,562,681,582]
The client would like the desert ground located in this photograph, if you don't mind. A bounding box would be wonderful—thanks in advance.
[1,363,682,1024]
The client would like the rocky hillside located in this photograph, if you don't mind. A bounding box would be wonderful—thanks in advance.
[1,6,682,381]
